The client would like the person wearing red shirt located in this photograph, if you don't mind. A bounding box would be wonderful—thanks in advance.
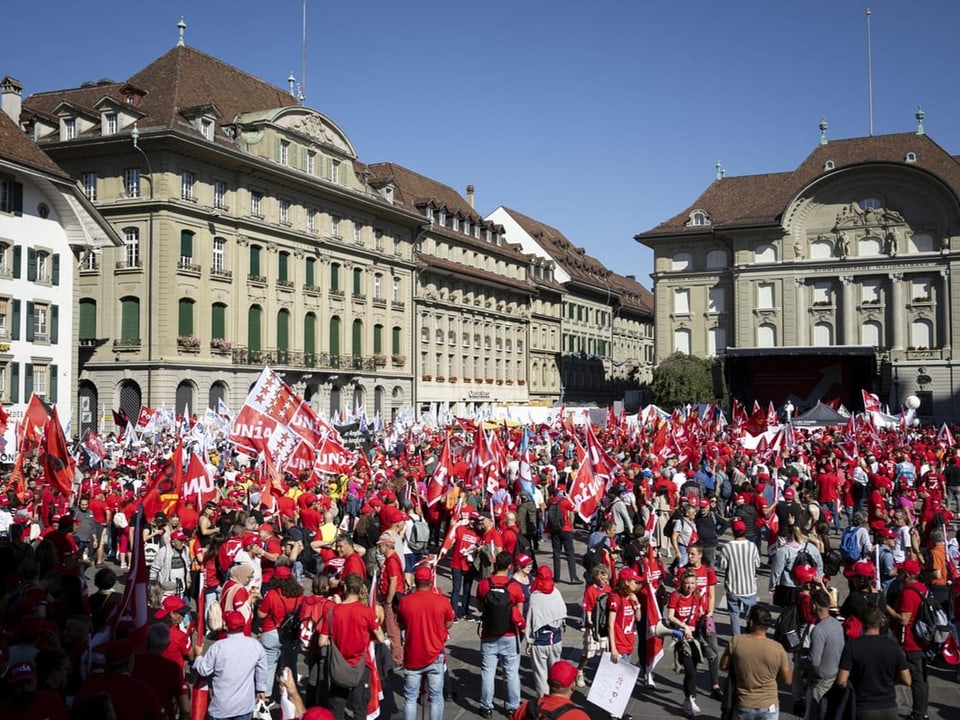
[87,491,110,566]
[816,464,843,534]
[450,512,481,619]
[887,559,929,720]
[178,500,199,534]
[376,531,406,666]
[576,563,612,687]
[299,493,323,533]
[501,512,522,555]
[220,562,260,636]
[607,565,641,719]
[476,552,527,717]
[677,543,721,697]
[134,624,191,720]
[476,513,504,579]
[319,572,386,720]
[667,570,705,716]
[336,535,367,584]
[217,524,245,578]
[397,565,455,720]
[547,486,579,584]
[508,660,591,720]
[153,595,196,673]
[256,565,304,699]
[259,523,283,585]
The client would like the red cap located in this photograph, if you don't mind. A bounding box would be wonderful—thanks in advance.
[171,529,187,542]
[302,708,336,720]
[514,553,533,568]
[242,533,260,549]
[698,498,710,508]
[843,561,876,580]
[223,611,246,633]
[154,595,188,619]
[731,519,747,536]
[877,526,897,540]
[547,660,579,689]
[413,565,434,583]
[895,559,923,576]
[783,487,796,499]
[792,563,818,584]
[618,567,641,583]
[274,566,293,580]
[259,523,274,533]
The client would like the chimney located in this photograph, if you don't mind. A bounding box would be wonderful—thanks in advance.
[626,274,636,280]
[1,76,23,123]
[466,184,475,209]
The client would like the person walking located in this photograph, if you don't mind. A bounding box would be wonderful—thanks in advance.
[396,564,455,720]
[836,607,912,720]
[666,570,705,716]
[525,565,567,697]
[546,485,578,584]
[802,589,845,720]
[255,564,304,699]
[476,551,527,717]
[720,605,792,720]
[576,563,611,687]
[376,530,406,667]
[719,519,760,636]
[508,660,590,720]
[885,559,929,720]
[193,611,269,720]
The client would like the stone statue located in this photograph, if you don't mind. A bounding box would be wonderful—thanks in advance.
[883,230,898,257]
[793,240,803,260]
[835,232,849,259]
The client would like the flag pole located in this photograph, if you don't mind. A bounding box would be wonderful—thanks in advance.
[866,8,874,136]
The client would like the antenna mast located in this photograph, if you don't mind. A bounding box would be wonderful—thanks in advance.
[866,8,874,136]
[300,0,307,104]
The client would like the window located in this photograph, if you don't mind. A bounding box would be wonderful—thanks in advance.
[122,227,140,267]
[374,230,383,251]
[452,216,460,232]
[392,326,401,355]
[278,252,290,283]
[861,320,882,347]
[705,249,727,269]
[373,324,383,354]
[120,297,140,342]
[212,237,225,273]
[306,209,316,233]
[911,277,932,301]
[353,268,362,295]
[813,322,833,345]
[911,319,933,348]
[306,151,316,175]
[250,191,263,217]
[277,310,290,356]
[31,364,48,399]
[304,313,317,358]
[707,326,726,357]
[0,179,22,216]
[436,327,444,344]
[331,216,341,238]
[248,305,262,351]
[474,224,481,239]
[859,198,882,211]
[810,238,832,259]
[861,279,881,304]
[249,245,263,279]
[373,274,382,300]
[754,244,777,263]
[214,181,227,209]
[674,328,691,355]
[670,252,691,271]
[178,298,195,337]
[330,263,340,292]
[329,316,341,356]
[35,251,48,283]
[331,160,340,184]
[123,168,140,198]
[105,114,117,135]
[64,118,76,140]
[757,283,775,309]
[279,140,290,165]
[392,277,400,303]
[812,281,833,305]
[200,118,214,140]
[859,236,881,256]
[757,323,777,347]
[279,199,290,225]
[179,230,195,265]
[305,258,315,287]
[673,289,690,314]
[353,222,362,245]
[393,235,401,256]
[81,172,97,201]
[211,303,226,340]
[707,287,725,313]
[0,297,9,338]
[691,211,709,226]
[909,234,934,253]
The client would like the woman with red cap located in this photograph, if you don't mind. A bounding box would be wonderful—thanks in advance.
[667,569,705,716]
[606,567,641,720]
[256,562,304,699]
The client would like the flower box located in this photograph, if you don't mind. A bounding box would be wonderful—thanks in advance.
[210,338,232,353]
[505,379,514,385]
[485,378,495,384]
[422,374,432,381]
[496,379,504,385]
[391,354,406,366]
[463,377,472,383]
[177,335,201,349]
[373,354,387,367]
[436,376,446,383]
[448,376,457,383]
[518,379,526,386]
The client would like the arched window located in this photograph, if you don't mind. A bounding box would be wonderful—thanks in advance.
[373,324,383,355]
[859,236,882,256]
[211,303,227,340]
[118,380,142,424]
[810,239,833,259]
[813,322,834,345]
[329,316,341,356]
[278,251,290,283]
[175,380,195,416]
[671,252,692,271]
[208,381,228,411]
[674,328,691,354]
[352,319,363,357]
[861,321,882,347]
[276,309,290,362]
[248,305,262,351]
[707,327,726,357]
[909,234,934,253]
[120,296,140,343]
[249,244,262,279]
[392,326,401,355]
[330,386,341,417]
[179,230,195,264]
[330,263,341,292]
[757,323,777,347]
[754,244,777,263]
[178,298,195,337]
[911,319,933,349]
[374,386,385,416]
[705,249,727,269]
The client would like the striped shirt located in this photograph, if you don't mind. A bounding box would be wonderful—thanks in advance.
[719,538,760,597]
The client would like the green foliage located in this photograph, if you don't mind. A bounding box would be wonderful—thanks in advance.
[650,352,717,409]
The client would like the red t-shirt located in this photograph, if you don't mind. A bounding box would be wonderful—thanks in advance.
[582,582,611,619]
[88,498,109,524]
[277,495,297,518]
[607,591,638,654]
[479,527,503,555]
[260,535,283,584]
[668,589,702,627]
[343,552,367,581]
[677,563,716,611]
[220,580,252,635]
[260,589,302,633]
[300,507,322,533]
[218,537,242,575]
[476,575,526,637]
[133,652,188,720]
[510,694,590,720]
[378,552,405,603]
[502,526,519,555]
[451,525,480,572]
[816,472,840,504]
[896,580,928,652]
[396,589,455,669]
[320,601,381,664]
[162,624,192,671]
[178,506,199,532]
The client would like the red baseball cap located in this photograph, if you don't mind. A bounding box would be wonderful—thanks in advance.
[895,559,923,577]
[223,611,246,633]
[618,567,641,583]
[414,565,434,583]
[154,595,188,619]
[547,660,578,689]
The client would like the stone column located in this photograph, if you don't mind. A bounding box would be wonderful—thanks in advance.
[840,275,855,345]
[940,269,951,350]
[794,276,807,346]
[889,273,904,349]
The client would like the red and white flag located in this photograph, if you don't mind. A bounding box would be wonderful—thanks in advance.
[108,509,150,650]
[426,433,455,507]
[643,585,664,671]
[861,389,882,414]
[40,406,75,497]
[181,452,218,509]
[313,431,357,476]
[936,423,956,448]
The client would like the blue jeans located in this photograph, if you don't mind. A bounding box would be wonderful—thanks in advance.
[734,706,778,720]
[450,568,476,617]
[726,593,758,637]
[403,655,445,720]
[260,629,280,695]
[480,635,521,711]
[210,715,252,720]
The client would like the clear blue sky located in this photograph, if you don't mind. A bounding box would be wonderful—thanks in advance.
[4,1,959,285]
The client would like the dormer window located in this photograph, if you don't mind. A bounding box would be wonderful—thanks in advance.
[452,216,460,232]
[687,209,711,227]
[824,160,835,171]
[485,228,492,243]
[474,223,480,239]
[859,198,882,211]
[438,210,446,226]
[425,206,434,221]
[905,152,917,163]
[104,113,117,135]
[63,118,76,141]
[200,118,214,140]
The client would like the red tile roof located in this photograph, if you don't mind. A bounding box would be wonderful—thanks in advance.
[0,110,69,178]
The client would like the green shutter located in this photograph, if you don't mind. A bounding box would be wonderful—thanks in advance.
[24,363,32,399]
[392,326,401,355]
[277,311,289,350]
[10,362,18,403]
[178,299,193,336]
[25,301,34,341]
[305,258,314,286]
[49,364,57,403]
[248,306,261,351]
[304,314,316,354]
[250,246,260,276]
[211,304,225,340]
[353,268,361,295]
[50,305,59,344]
[11,182,22,215]
[278,253,288,282]
[180,231,193,259]
[121,298,139,342]
[352,319,362,357]
[26,248,36,281]
[10,299,19,340]
[12,246,20,278]
[52,253,60,285]
[329,317,340,356]
[79,300,96,340]
[373,324,382,355]
[330,264,339,292]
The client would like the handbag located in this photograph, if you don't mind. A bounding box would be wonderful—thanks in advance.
[326,606,366,688]
[252,697,272,720]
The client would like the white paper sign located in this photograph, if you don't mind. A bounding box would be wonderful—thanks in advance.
[586,652,640,718]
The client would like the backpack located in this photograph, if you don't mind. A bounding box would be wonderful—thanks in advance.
[822,549,842,578]
[524,698,577,720]
[407,518,430,553]
[718,471,732,500]
[905,586,950,648]
[791,541,815,571]
[546,501,565,533]
[480,581,515,636]
[590,592,611,641]
[512,531,533,558]
[298,525,318,576]
[839,527,862,563]
[773,604,805,652]
[582,541,605,571]
[278,597,304,642]
[113,511,129,529]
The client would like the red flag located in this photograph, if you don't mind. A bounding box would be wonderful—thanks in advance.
[861,389,881,414]
[766,401,778,427]
[745,407,768,436]
[427,434,455,507]
[0,403,8,439]
[4,452,27,501]
[112,408,129,429]
[823,397,841,410]
[569,423,619,522]
[313,432,356,475]
[136,405,157,430]
[643,584,664,672]
[108,510,150,650]
[40,406,75,496]
[936,423,956,448]
[18,393,51,454]
[438,498,464,559]
[142,441,183,519]
[259,452,282,514]
[181,452,218,510]
[82,428,107,465]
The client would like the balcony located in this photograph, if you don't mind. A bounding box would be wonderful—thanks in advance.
[351,293,366,303]
[177,258,201,274]
[116,260,142,271]
[228,348,386,371]
[113,337,141,351]
[78,338,98,349]
[304,284,322,295]
[210,267,233,280]
[391,301,405,311]
[329,289,345,300]
[177,335,201,353]
[210,338,232,355]
[247,273,267,286]
[372,297,387,309]
[277,279,294,291]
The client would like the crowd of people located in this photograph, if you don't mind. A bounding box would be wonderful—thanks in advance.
[0,411,959,720]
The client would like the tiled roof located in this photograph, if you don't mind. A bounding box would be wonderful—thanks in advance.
[640,132,960,236]
[24,45,297,140]
[0,109,69,178]
[419,255,535,293]
[609,272,654,314]
[500,206,614,288]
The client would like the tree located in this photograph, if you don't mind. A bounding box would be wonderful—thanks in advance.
[649,352,716,409]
